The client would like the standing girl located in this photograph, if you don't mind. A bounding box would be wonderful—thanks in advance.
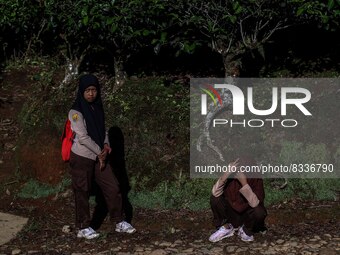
[69,74,135,239]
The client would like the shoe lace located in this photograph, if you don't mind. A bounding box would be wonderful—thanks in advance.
[119,221,131,229]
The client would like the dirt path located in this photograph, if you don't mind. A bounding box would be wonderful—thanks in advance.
[0,192,338,255]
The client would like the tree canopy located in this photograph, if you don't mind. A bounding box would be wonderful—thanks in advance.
[1,0,339,79]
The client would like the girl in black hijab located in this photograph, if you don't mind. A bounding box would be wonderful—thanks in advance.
[68,74,136,239]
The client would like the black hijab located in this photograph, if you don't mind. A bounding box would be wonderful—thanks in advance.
[71,74,106,149]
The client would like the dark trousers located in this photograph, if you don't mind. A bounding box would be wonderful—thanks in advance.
[210,195,267,235]
[89,188,133,230]
[69,152,123,229]
[89,126,134,230]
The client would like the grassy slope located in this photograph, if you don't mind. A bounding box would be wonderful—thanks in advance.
[4,59,339,210]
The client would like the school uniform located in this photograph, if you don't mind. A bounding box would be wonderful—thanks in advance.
[210,176,267,236]
[68,75,123,230]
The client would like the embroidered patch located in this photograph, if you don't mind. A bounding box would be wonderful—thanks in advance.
[72,113,78,121]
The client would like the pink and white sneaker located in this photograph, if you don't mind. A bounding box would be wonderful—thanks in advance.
[209,224,234,242]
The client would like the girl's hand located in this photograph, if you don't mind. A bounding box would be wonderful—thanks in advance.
[220,158,240,181]
[98,150,108,170]
[104,143,112,154]
[235,172,248,187]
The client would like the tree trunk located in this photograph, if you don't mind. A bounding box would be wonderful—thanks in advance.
[196,52,240,161]
[222,53,241,78]
[113,55,127,91]
[60,58,80,87]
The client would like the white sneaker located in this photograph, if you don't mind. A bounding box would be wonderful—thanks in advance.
[77,227,99,239]
[115,221,136,234]
[238,226,254,242]
[209,224,234,242]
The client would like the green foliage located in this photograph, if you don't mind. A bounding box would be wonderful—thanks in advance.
[18,178,71,199]
[0,0,44,55]
[265,179,339,205]
[278,141,331,165]
[173,0,294,75]
[293,0,340,30]
[2,0,340,76]
[129,178,215,210]
[14,58,74,133]
[105,78,189,186]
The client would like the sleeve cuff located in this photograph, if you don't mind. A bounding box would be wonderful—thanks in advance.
[239,184,260,208]
[212,178,225,197]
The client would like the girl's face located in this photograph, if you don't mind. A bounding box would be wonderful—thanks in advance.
[83,85,98,103]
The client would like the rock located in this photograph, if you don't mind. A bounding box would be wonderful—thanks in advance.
[0,213,28,246]
[61,189,72,198]
[134,247,144,252]
[224,246,237,253]
[182,248,194,253]
[111,247,122,252]
[323,234,332,238]
[165,248,178,253]
[262,247,276,255]
[262,241,269,247]
[189,243,203,248]
[149,249,167,255]
[11,250,21,255]
[97,251,110,255]
[308,243,321,249]
[289,241,298,247]
[319,248,337,255]
[209,247,223,254]
[276,239,285,244]
[280,246,289,252]
[237,247,248,252]
[4,143,15,150]
[159,242,172,247]
[62,225,71,233]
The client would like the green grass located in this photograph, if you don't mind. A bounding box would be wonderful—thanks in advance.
[18,174,338,209]
[129,178,339,210]
[18,178,71,199]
